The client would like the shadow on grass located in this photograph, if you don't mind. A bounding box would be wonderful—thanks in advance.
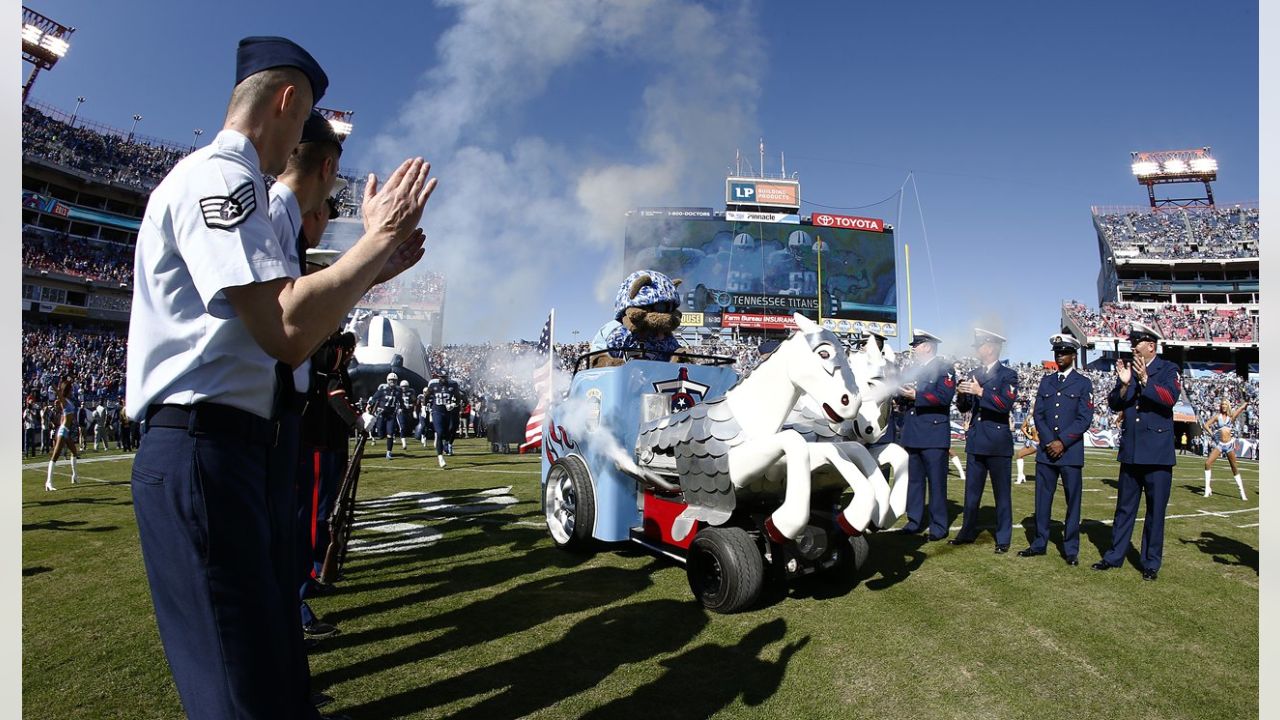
[1179,484,1212,497]
[1179,532,1258,573]
[22,496,132,509]
[23,566,52,577]
[1082,519,1116,561]
[325,543,589,625]
[22,518,119,533]
[860,533,927,591]
[340,598,709,720]
[314,562,663,690]
[578,618,808,720]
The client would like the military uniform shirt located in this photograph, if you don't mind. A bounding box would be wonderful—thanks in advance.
[126,129,289,420]
[267,182,310,393]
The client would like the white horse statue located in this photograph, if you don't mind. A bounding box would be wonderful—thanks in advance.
[786,337,910,531]
[635,312,868,542]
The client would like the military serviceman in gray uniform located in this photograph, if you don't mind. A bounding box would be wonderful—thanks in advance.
[1018,334,1093,566]
[125,36,436,719]
[1093,322,1181,581]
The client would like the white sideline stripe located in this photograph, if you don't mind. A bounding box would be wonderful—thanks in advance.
[22,453,133,470]
[1237,523,1259,528]
[35,471,111,486]
[1196,509,1228,518]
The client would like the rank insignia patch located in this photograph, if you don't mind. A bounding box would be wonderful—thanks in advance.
[200,180,257,230]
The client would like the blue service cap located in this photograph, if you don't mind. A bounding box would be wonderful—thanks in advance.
[301,110,343,146]
[236,36,328,104]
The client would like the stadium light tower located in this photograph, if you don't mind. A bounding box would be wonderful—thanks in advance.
[192,128,203,150]
[316,106,354,139]
[71,95,85,126]
[129,114,142,141]
[21,7,75,104]
[1130,147,1217,208]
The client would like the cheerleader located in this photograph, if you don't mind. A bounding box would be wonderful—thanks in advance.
[45,379,81,491]
[1203,399,1248,499]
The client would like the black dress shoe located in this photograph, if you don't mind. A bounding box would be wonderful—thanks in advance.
[1016,548,1045,557]
[994,545,1009,554]
[900,525,923,535]
[1065,555,1079,566]
[1091,560,1115,571]
[925,534,945,542]
[947,537,974,546]
[1142,569,1158,581]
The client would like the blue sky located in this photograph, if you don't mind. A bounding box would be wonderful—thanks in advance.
[25,0,1259,361]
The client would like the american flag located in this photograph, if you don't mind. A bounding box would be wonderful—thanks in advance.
[519,311,554,453]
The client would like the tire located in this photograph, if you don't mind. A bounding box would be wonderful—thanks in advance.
[847,534,870,573]
[544,456,595,551]
[686,526,765,613]
[824,532,871,582]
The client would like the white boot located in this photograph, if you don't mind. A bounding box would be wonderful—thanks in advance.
[1235,475,1247,501]
[45,460,56,491]
[401,437,407,450]
[437,454,446,468]
[1015,458,1026,484]
[1203,470,1212,497]
[70,455,78,483]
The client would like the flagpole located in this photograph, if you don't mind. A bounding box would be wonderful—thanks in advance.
[547,309,556,402]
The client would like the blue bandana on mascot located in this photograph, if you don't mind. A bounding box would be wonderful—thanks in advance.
[589,269,685,362]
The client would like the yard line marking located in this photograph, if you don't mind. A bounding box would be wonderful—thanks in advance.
[1082,489,1101,492]
[1197,509,1229,518]
[22,453,134,470]
[1237,523,1259,528]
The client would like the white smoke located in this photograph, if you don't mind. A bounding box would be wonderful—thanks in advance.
[362,0,762,341]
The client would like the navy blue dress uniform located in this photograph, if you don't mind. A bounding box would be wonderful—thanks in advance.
[897,330,957,540]
[1094,322,1181,580]
[124,37,329,720]
[952,329,1019,551]
[1020,335,1093,564]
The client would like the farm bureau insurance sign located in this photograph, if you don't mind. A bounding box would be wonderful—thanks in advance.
[811,213,885,232]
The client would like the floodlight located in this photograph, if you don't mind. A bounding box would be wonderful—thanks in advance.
[39,34,68,57]
[1162,159,1187,174]
[1131,161,1159,176]
[22,24,42,43]
[329,119,353,137]
[1190,158,1218,173]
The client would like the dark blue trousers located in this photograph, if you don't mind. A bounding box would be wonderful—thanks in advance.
[132,420,316,720]
[432,408,449,455]
[297,444,344,622]
[956,453,1013,545]
[1102,463,1173,572]
[1029,464,1083,556]
[904,447,949,538]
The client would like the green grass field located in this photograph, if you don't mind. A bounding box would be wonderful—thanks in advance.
[23,439,1259,719]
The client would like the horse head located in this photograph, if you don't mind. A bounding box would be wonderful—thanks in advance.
[784,313,862,425]
[842,338,895,444]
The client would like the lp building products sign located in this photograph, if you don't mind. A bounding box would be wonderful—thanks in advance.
[725,178,801,209]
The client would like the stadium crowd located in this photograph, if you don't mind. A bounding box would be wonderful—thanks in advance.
[22,105,187,190]
[1094,206,1258,260]
[23,227,135,285]
[357,272,447,309]
[1064,300,1257,343]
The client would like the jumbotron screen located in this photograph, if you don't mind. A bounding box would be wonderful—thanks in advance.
[623,214,897,334]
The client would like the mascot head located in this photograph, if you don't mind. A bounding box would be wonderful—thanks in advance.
[613,269,683,338]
